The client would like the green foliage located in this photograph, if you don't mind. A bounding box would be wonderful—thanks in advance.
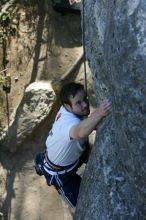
[0,13,10,27]
[0,74,5,85]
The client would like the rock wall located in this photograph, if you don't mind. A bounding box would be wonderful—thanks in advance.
[75,1,146,220]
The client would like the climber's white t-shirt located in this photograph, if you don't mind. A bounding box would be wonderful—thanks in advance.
[46,106,85,166]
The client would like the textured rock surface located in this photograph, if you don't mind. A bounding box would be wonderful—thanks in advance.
[0,81,55,151]
[75,1,146,220]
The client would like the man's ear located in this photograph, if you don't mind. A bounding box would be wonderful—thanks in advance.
[64,103,72,112]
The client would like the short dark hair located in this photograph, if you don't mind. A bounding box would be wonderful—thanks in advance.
[60,82,84,106]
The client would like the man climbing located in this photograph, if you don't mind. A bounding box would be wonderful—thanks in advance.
[42,82,112,209]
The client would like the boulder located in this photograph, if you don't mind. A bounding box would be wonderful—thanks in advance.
[0,81,55,152]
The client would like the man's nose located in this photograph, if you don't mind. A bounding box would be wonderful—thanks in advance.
[82,100,88,107]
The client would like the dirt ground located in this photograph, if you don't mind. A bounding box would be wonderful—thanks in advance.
[0,1,96,220]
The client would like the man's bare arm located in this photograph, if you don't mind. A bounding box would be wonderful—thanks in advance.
[70,99,112,139]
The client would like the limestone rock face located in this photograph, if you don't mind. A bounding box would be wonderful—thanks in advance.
[0,81,55,152]
[75,1,146,220]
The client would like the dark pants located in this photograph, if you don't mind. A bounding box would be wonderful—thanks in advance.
[42,166,81,208]
[42,141,91,208]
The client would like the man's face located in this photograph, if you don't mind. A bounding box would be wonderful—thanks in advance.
[65,89,90,117]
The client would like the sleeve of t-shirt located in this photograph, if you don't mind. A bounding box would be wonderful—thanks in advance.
[61,117,80,141]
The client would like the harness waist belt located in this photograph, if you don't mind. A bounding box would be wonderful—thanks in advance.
[44,158,79,175]
[45,153,78,171]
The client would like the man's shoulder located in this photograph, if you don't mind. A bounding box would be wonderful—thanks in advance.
[54,106,80,127]
[60,106,77,118]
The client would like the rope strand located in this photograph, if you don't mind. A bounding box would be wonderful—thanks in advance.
[82,0,88,97]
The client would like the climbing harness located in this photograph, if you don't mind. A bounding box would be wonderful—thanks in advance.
[34,150,79,176]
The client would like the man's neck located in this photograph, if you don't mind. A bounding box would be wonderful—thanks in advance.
[63,105,83,119]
